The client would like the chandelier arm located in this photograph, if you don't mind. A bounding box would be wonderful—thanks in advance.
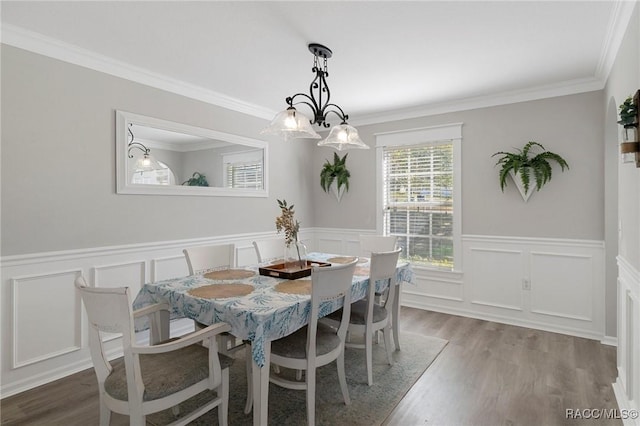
[287,93,323,125]
[127,142,150,158]
[322,106,349,124]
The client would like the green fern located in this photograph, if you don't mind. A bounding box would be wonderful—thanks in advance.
[492,142,569,194]
[320,152,350,193]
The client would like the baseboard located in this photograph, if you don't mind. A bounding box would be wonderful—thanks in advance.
[402,300,605,343]
[612,378,640,426]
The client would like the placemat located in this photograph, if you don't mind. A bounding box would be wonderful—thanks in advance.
[274,278,312,295]
[354,266,370,276]
[188,283,254,299]
[203,269,255,280]
[327,256,358,264]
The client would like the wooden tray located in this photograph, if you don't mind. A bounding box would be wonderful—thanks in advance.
[259,260,331,280]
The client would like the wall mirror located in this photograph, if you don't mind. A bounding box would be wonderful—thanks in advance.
[116,110,268,197]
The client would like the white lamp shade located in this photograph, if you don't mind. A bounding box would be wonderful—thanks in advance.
[317,123,369,151]
[260,107,321,140]
[134,154,163,172]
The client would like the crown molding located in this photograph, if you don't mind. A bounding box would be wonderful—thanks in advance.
[3,0,634,129]
[352,0,635,127]
[595,0,637,82]
[351,77,604,126]
[1,24,277,121]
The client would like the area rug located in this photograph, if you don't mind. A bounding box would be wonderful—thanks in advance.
[148,332,448,426]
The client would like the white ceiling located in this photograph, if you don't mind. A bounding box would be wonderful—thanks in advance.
[1,1,633,125]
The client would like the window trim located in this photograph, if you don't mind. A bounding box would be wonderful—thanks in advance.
[375,123,463,272]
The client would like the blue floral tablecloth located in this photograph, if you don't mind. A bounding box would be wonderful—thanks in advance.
[133,252,414,367]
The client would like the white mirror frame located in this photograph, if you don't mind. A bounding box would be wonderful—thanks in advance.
[115,110,269,197]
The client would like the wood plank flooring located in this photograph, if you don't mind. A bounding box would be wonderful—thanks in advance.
[1,308,620,426]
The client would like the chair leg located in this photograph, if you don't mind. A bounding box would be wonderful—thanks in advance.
[393,290,401,351]
[306,367,316,426]
[337,349,351,405]
[244,347,253,414]
[130,413,145,426]
[99,399,111,426]
[219,368,230,426]
[383,326,394,366]
[366,330,373,386]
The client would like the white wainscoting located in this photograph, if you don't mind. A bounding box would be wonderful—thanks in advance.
[313,230,605,341]
[0,230,313,398]
[411,235,604,341]
[613,256,640,426]
[0,229,606,399]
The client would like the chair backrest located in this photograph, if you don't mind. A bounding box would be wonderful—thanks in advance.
[252,238,285,264]
[74,276,135,384]
[307,259,358,354]
[359,235,397,257]
[367,248,402,316]
[183,243,235,275]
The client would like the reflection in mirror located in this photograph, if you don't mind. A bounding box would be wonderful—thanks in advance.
[116,110,268,197]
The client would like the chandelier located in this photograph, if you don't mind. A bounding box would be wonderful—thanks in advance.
[127,124,161,173]
[261,43,369,151]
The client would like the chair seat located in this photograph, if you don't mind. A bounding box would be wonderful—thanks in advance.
[271,322,341,359]
[327,300,388,325]
[104,344,234,402]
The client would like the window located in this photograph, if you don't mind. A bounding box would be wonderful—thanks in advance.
[376,124,461,271]
[223,150,264,189]
[131,160,175,185]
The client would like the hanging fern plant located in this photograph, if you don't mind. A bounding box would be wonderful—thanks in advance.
[320,152,350,201]
[492,141,569,195]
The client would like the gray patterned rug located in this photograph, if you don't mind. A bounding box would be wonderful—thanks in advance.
[148,332,448,426]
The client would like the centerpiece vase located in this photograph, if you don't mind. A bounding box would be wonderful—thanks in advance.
[284,239,307,271]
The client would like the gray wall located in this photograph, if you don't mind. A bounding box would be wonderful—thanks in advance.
[1,41,612,334]
[1,46,315,255]
[312,92,604,241]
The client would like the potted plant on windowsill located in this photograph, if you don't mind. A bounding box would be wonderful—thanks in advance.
[492,141,569,202]
[320,152,350,202]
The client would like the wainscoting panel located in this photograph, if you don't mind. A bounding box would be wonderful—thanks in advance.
[469,248,524,311]
[613,256,640,426]
[405,235,605,341]
[151,255,189,282]
[530,252,594,322]
[94,260,146,292]
[11,269,83,369]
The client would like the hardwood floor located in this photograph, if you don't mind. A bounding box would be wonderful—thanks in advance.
[1,308,620,426]
[384,308,620,426]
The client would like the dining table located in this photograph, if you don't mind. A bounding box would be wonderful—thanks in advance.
[132,252,414,425]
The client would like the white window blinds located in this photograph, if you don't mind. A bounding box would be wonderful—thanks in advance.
[382,141,454,269]
[225,161,263,189]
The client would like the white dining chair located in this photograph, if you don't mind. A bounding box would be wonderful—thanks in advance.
[182,243,236,275]
[75,276,233,426]
[359,235,401,348]
[359,234,397,257]
[182,243,243,353]
[252,238,285,264]
[268,259,357,426]
[182,242,252,414]
[324,248,401,386]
